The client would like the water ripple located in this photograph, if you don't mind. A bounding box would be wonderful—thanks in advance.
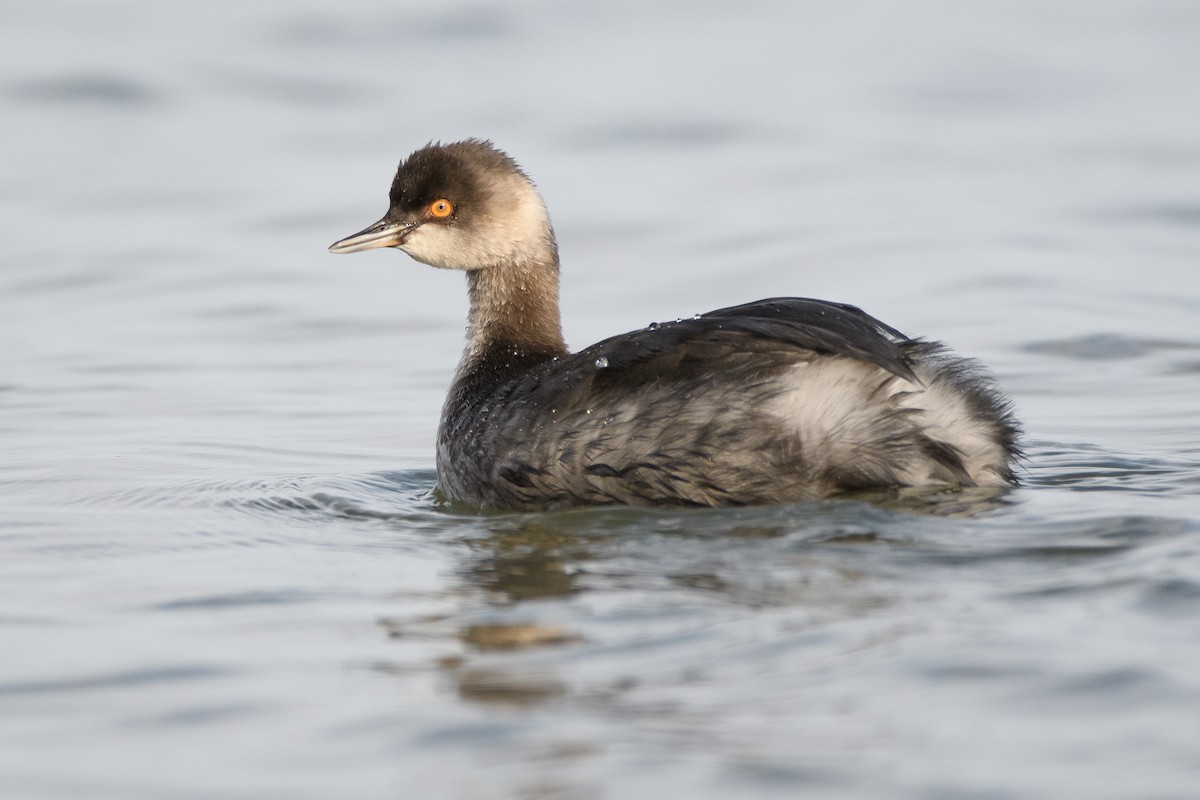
[1027,442,1200,495]
[1024,334,1200,360]
[97,470,439,519]
[7,74,160,106]
[0,665,229,697]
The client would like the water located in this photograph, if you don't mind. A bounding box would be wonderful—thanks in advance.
[4,1,1200,797]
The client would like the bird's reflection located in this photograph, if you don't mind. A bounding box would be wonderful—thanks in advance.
[381,487,1013,709]
[460,520,596,602]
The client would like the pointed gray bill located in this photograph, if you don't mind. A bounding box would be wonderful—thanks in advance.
[328,217,418,254]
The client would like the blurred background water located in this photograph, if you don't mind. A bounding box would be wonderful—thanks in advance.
[3,1,1200,798]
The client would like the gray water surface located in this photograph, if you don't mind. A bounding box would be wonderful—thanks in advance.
[4,1,1200,798]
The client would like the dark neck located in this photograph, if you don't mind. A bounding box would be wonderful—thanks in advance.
[457,256,568,382]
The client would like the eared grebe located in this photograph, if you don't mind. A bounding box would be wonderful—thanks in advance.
[330,139,1020,510]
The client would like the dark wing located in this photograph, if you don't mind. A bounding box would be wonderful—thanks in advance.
[574,297,918,383]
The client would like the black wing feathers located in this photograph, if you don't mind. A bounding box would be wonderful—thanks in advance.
[579,297,917,382]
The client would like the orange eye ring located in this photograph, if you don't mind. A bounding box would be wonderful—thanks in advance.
[429,199,454,218]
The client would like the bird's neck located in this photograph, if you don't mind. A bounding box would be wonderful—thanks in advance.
[458,255,568,381]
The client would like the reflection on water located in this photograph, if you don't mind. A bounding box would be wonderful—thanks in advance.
[370,463,1196,733]
[462,521,593,602]
[452,667,568,708]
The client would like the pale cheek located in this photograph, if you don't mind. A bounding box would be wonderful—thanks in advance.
[401,227,475,270]
[402,223,517,271]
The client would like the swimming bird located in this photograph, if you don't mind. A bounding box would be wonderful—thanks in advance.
[330,139,1020,510]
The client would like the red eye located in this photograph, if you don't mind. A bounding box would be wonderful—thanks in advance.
[430,199,454,218]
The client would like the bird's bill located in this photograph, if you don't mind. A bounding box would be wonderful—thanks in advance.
[328,217,417,254]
